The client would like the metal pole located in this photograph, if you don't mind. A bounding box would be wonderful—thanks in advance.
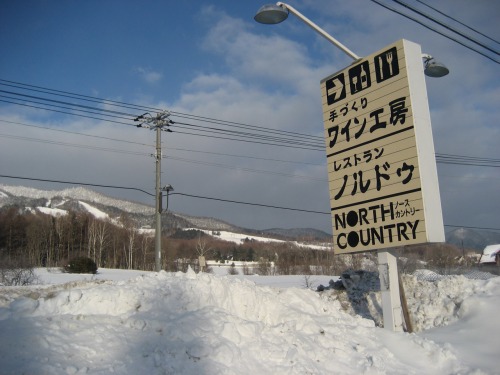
[277,2,361,61]
[155,119,162,272]
[378,250,404,331]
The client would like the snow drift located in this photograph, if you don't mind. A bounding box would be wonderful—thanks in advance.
[0,268,498,374]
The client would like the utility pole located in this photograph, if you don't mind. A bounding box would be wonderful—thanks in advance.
[135,110,172,272]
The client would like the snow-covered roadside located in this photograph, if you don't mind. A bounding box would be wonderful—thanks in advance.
[0,268,498,374]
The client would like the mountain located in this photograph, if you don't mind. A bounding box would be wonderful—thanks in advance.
[0,184,329,240]
[4,184,497,248]
[445,227,500,252]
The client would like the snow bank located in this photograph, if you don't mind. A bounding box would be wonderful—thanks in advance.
[0,268,497,374]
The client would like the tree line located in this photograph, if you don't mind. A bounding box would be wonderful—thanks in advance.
[0,206,351,274]
[0,207,154,270]
[1,206,471,276]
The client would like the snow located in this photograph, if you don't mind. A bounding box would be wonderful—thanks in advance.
[78,201,109,220]
[0,184,154,215]
[0,268,498,374]
[192,228,331,250]
[36,206,68,217]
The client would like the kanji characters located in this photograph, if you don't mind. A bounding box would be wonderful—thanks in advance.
[326,96,408,149]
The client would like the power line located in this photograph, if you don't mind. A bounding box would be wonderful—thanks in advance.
[2,79,499,168]
[3,118,499,169]
[369,0,499,64]
[0,174,155,196]
[0,79,156,114]
[170,129,324,151]
[0,119,153,147]
[165,155,327,181]
[0,98,136,127]
[0,174,329,215]
[1,118,323,166]
[2,119,498,170]
[391,0,499,55]
[0,78,325,145]
[1,174,498,232]
[0,83,326,150]
[436,153,500,168]
[0,89,137,118]
[170,111,324,142]
[415,0,500,45]
[168,146,324,166]
[0,133,151,157]
[170,192,330,215]
[171,120,324,150]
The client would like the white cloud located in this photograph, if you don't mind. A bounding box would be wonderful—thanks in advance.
[1,1,498,233]
[135,67,163,84]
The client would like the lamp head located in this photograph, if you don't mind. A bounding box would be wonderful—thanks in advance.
[423,55,449,77]
[254,4,289,24]
[162,184,174,192]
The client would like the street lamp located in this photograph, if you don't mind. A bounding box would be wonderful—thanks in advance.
[255,2,360,61]
[422,54,450,77]
[255,2,449,76]
[162,184,174,212]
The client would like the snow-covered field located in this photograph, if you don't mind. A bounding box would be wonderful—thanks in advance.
[188,228,331,250]
[0,267,498,374]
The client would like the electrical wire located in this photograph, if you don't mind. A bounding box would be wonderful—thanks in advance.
[0,79,325,145]
[2,117,499,169]
[369,0,499,64]
[436,153,500,168]
[166,129,324,151]
[0,119,153,147]
[0,133,151,157]
[0,89,137,118]
[0,174,155,196]
[0,79,156,114]
[2,79,500,167]
[1,174,498,231]
[0,174,329,215]
[165,155,327,181]
[0,98,137,127]
[391,0,499,55]
[168,146,324,166]
[170,192,330,215]
[171,120,324,150]
[0,85,326,150]
[415,0,500,45]
[170,111,324,142]
[0,118,322,166]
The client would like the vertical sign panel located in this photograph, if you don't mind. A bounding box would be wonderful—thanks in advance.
[320,39,444,254]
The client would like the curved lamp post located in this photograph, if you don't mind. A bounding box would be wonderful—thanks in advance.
[255,2,449,77]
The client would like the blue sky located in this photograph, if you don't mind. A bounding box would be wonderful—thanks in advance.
[0,0,499,235]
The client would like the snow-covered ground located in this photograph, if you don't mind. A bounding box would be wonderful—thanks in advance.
[0,267,498,374]
[190,228,331,250]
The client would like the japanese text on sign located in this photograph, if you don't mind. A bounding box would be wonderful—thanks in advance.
[320,40,444,254]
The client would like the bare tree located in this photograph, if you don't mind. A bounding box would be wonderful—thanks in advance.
[195,234,213,272]
[95,219,109,268]
[87,218,97,262]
